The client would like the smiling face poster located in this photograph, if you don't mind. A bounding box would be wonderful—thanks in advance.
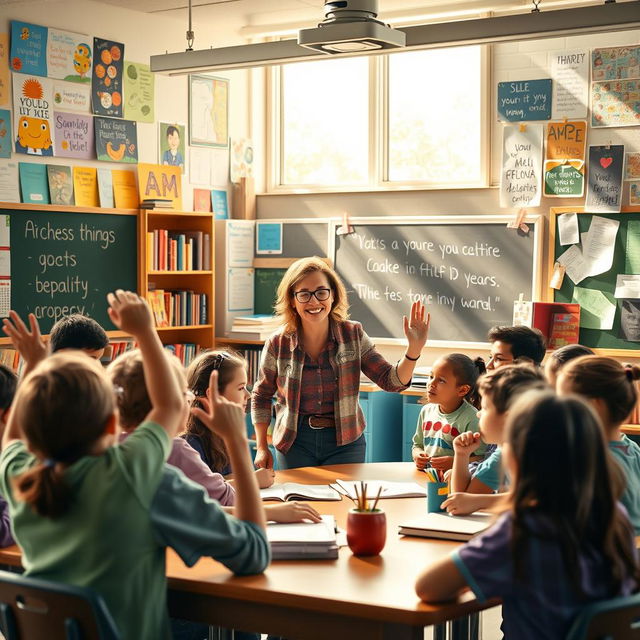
[13,74,54,156]
[91,37,124,118]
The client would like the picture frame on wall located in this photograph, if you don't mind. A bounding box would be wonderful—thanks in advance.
[188,74,229,148]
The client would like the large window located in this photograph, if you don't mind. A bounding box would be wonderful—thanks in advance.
[271,45,487,191]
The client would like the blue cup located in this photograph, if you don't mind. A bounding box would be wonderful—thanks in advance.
[427,481,448,513]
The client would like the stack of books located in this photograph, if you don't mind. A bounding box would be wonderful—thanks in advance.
[228,314,281,341]
[100,339,136,364]
[147,288,208,327]
[141,198,173,209]
[267,515,339,560]
[146,229,211,272]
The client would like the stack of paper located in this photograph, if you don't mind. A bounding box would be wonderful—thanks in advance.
[331,479,427,500]
[228,314,282,340]
[398,512,492,541]
[267,515,339,560]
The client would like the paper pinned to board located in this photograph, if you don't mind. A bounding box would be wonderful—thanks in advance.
[549,262,566,290]
[557,244,588,285]
[614,274,640,299]
[558,212,579,246]
[582,216,619,277]
[572,286,616,330]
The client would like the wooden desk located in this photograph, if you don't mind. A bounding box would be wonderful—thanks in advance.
[0,463,494,640]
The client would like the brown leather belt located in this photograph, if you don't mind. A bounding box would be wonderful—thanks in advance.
[306,415,336,429]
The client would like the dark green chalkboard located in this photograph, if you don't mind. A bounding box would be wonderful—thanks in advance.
[333,217,541,345]
[7,209,137,333]
[254,268,286,315]
[553,211,639,351]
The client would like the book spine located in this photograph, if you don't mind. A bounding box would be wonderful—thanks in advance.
[203,233,211,271]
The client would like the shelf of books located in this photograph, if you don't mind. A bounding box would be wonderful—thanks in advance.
[140,209,215,366]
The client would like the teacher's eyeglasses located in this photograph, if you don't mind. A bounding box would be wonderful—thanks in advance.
[293,288,331,303]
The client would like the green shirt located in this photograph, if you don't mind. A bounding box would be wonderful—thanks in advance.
[0,422,270,640]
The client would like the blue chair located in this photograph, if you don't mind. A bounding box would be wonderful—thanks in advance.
[566,592,640,640]
[0,570,120,639]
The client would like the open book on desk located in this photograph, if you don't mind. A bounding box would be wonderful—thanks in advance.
[331,479,427,500]
[260,483,341,502]
[267,515,339,560]
[398,512,492,541]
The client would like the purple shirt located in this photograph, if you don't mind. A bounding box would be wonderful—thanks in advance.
[119,432,235,506]
[453,511,636,640]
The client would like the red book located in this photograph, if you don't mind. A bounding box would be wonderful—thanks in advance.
[548,311,580,350]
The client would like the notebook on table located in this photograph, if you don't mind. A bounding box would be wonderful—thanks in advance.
[260,483,341,502]
[398,512,492,541]
[267,515,339,560]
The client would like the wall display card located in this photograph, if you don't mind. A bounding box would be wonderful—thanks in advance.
[614,275,640,299]
[72,166,98,207]
[497,79,552,122]
[211,189,228,219]
[123,61,154,123]
[557,244,588,285]
[211,147,229,186]
[500,124,543,208]
[53,111,94,159]
[545,121,586,161]
[189,147,211,185]
[620,299,640,342]
[583,215,619,277]
[625,153,640,181]
[10,21,47,77]
[94,116,137,163]
[558,212,579,246]
[97,167,113,208]
[13,74,54,156]
[256,222,283,255]
[47,29,92,83]
[112,169,138,209]
[0,161,19,202]
[227,267,254,312]
[572,286,616,331]
[158,122,185,173]
[551,50,589,119]
[91,38,124,118]
[189,74,228,148]
[0,34,9,106]
[136,163,182,210]
[227,220,254,267]
[52,80,91,113]
[591,79,640,128]
[630,181,640,206]
[585,145,624,213]
[544,160,584,197]
[19,162,49,203]
[592,45,640,82]
[0,109,11,158]
[46,164,73,205]
[193,188,211,212]
[230,138,253,183]
[626,220,640,274]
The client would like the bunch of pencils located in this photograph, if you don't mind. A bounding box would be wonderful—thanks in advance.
[347,481,383,512]
[424,468,445,483]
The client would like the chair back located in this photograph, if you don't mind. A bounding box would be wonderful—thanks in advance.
[0,570,120,640]
[566,593,640,640]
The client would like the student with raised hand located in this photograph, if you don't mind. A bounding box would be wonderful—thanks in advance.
[558,356,640,534]
[416,393,639,640]
[252,256,429,470]
[0,291,269,640]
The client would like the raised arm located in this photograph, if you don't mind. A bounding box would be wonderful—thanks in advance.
[2,311,48,377]
[397,301,430,385]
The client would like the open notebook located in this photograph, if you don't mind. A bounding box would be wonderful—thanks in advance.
[267,515,339,559]
[331,479,427,500]
[398,512,493,541]
[260,483,341,502]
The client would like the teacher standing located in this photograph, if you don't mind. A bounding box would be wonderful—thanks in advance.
[251,256,429,470]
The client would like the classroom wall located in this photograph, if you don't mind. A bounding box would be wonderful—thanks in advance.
[1,0,252,209]
[254,27,640,366]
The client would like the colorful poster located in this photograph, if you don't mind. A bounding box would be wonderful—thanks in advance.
[13,74,54,156]
[53,111,94,159]
[158,122,185,173]
[591,79,640,128]
[592,45,640,82]
[94,116,137,163]
[630,181,640,206]
[230,138,253,183]
[19,162,49,204]
[189,74,228,147]
[551,50,588,120]
[0,34,9,106]
[545,121,586,161]
[193,188,211,212]
[544,160,584,197]
[137,162,182,210]
[91,37,124,118]
[97,168,114,208]
[52,80,91,113]
[625,152,640,181]
[585,145,624,213]
[47,29,92,83]
[497,79,552,122]
[124,61,154,123]
[0,109,11,158]
[112,169,138,209]
[211,189,228,219]
[46,164,74,205]
[500,124,543,208]
[10,21,47,77]
[72,166,99,207]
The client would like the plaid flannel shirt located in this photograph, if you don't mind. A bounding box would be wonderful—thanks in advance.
[251,320,409,453]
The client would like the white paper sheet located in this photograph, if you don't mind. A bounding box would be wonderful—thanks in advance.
[227,267,254,312]
[0,161,19,202]
[189,147,212,186]
[615,275,640,299]
[558,212,580,245]
[227,220,255,268]
[557,244,589,285]
[583,216,619,277]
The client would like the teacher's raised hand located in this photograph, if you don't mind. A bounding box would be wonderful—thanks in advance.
[403,301,430,356]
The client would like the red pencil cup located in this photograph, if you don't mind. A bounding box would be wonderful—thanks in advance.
[346,508,387,556]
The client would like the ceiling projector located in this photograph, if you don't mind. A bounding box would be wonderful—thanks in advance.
[298,0,406,54]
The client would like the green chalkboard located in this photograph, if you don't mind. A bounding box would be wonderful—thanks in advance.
[6,209,137,334]
[254,268,286,315]
[553,211,640,351]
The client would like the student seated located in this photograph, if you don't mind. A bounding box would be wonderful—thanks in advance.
[49,313,109,360]
[416,392,640,640]
[0,292,270,640]
[544,343,594,388]
[486,325,546,370]
[0,364,16,547]
[558,356,640,534]
[444,364,546,516]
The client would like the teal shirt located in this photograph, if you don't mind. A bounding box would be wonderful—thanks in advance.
[0,422,270,640]
[471,446,503,491]
[609,435,640,535]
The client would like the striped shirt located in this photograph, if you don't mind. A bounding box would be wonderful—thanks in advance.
[251,320,409,453]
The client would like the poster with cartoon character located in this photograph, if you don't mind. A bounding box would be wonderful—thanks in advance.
[13,74,54,156]
[47,29,92,83]
[10,21,47,77]
[91,37,124,118]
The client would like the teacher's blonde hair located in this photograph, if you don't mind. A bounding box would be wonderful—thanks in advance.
[275,257,349,333]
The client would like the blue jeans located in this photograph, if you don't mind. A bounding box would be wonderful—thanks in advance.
[275,417,366,469]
